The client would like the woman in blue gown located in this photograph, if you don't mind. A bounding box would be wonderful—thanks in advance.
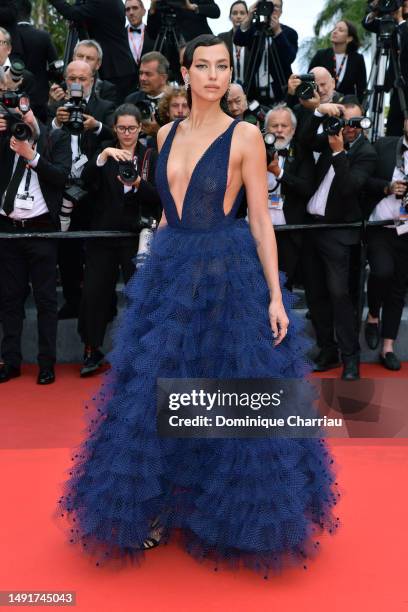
[58,35,340,577]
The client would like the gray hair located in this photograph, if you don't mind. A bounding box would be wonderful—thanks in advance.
[140,51,169,75]
[264,102,297,131]
[0,27,11,45]
[73,39,103,63]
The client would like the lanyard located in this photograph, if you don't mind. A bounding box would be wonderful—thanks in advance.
[333,53,347,82]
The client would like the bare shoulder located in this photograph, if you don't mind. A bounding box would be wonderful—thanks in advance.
[234,121,263,143]
[157,121,175,152]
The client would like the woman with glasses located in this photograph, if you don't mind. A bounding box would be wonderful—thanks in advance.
[77,103,162,377]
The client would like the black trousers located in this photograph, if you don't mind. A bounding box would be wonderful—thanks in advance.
[275,230,303,290]
[0,222,58,369]
[385,89,407,137]
[302,229,360,357]
[366,226,408,340]
[78,238,139,348]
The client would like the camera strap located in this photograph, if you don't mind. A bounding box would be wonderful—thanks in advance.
[141,148,152,182]
[395,136,407,174]
[333,53,347,83]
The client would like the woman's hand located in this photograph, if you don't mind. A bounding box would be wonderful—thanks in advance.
[100,148,133,164]
[269,297,289,347]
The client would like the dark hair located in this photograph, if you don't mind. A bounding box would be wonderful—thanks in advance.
[229,1,248,16]
[113,103,142,125]
[182,34,232,112]
[17,0,32,20]
[340,94,363,113]
[339,19,361,53]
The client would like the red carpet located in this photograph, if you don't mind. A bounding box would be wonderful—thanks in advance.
[1,364,407,611]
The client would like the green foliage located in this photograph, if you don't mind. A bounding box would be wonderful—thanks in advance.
[31,0,68,57]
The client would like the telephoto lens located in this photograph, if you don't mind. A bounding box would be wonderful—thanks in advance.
[9,60,25,83]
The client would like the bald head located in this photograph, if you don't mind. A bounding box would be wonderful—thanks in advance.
[227,82,248,118]
[65,60,94,97]
[310,66,335,103]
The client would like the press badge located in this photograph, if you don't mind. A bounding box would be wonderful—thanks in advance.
[73,154,88,171]
[268,193,283,210]
[15,193,34,210]
[395,205,408,235]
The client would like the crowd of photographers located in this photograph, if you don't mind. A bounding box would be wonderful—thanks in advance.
[0,0,408,385]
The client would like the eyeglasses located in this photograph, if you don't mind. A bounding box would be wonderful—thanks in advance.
[0,40,10,46]
[116,125,139,133]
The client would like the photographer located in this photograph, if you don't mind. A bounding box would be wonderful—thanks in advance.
[78,104,161,377]
[233,0,298,105]
[47,0,137,102]
[125,0,155,77]
[218,1,250,84]
[263,103,315,289]
[51,60,115,319]
[0,0,24,60]
[0,26,35,105]
[126,51,169,147]
[148,0,221,41]
[363,0,408,136]
[157,85,189,124]
[49,40,117,106]
[362,117,408,370]
[308,20,367,102]
[0,87,71,385]
[301,95,377,380]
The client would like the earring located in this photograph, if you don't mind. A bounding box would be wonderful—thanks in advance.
[184,77,190,91]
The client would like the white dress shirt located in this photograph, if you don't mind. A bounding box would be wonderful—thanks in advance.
[127,22,145,65]
[369,140,408,227]
[0,153,48,220]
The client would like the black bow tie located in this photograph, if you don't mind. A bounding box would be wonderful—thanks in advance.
[402,144,408,153]
[277,148,289,158]
[129,26,141,33]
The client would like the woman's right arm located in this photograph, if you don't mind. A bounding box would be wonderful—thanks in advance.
[156,122,174,229]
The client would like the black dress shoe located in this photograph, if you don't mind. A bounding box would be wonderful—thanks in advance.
[341,355,360,380]
[0,364,21,383]
[58,302,80,320]
[37,368,55,385]
[380,352,401,371]
[313,348,341,372]
[364,318,380,350]
[80,348,105,377]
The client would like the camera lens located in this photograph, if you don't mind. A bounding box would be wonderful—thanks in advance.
[11,122,32,141]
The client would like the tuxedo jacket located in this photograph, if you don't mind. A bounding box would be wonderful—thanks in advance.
[301,114,378,230]
[82,140,162,231]
[362,136,404,219]
[94,78,117,105]
[0,0,24,59]
[147,0,220,42]
[48,0,137,80]
[279,145,316,225]
[0,124,71,229]
[16,23,58,106]
[233,23,298,101]
[308,47,367,102]
[218,29,250,83]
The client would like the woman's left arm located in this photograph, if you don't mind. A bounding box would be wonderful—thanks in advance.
[240,123,289,346]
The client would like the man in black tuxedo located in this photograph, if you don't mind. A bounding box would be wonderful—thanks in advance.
[363,0,408,136]
[47,0,137,102]
[0,0,25,60]
[148,0,221,42]
[233,0,298,105]
[362,118,408,370]
[16,0,58,123]
[218,1,250,85]
[50,60,115,319]
[0,104,71,384]
[125,0,155,80]
[0,26,36,109]
[301,96,378,380]
[263,103,315,289]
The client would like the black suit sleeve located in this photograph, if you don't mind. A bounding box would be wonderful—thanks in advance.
[195,1,221,18]
[47,0,102,21]
[281,153,316,199]
[331,146,378,198]
[308,49,326,71]
[35,128,72,187]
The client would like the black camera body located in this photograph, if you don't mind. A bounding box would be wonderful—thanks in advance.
[322,114,372,136]
[48,59,65,85]
[118,158,139,185]
[0,91,32,141]
[368,0,402,15]
[135,99,156,122]
[254,0,274,18]
[295,73,316,100]
[262,131,277,165]
[63,83,87,135]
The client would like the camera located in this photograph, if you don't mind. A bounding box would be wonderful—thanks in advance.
[118,158,139,185]
[294,73,316,100]
[367,0,402,15]
[63,83,87,135]
[0,92,32,141]
[48,59,65,85]
[8,60,25,84]
[248,100,269,123]
[135,99,156,122]
[63,178,89,205]
[254,0,274,18]
[262,131,277,164]
[322,114,372,136]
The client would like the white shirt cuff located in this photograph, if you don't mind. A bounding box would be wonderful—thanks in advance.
[94,121,102,135]
[51,117,62,130]
[28,152,40,167]
[314,110,324,117]
[332,150,343,156]
[96,153,107,167]
[278,168,284,180]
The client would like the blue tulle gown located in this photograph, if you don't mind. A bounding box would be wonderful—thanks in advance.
[58,118,340,577]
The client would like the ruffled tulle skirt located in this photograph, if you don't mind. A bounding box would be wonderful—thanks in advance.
[57,219,340,577]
